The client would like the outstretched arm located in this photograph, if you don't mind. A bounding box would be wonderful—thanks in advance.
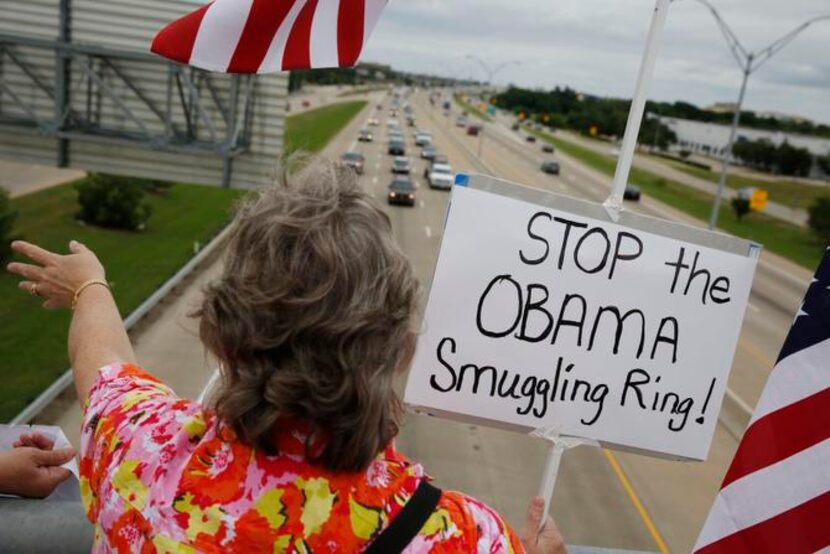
[7,240,136,403]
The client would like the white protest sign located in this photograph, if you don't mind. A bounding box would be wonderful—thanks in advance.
[404,175,759,460]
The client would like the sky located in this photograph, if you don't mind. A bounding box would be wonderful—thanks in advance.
[362,0,830,125]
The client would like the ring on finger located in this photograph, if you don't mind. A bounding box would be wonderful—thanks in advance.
[30,283,39,296]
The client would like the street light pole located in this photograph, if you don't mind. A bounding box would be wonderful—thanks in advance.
[464,55,520,87]
[683,0,830,229]
[710,56,751,229]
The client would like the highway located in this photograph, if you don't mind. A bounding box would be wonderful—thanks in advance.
[351,89,806,552]
[35,87,810,553]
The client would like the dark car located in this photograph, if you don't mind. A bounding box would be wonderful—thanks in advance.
[511,123,520,131]
[341,151,365,174]
[388,139,405,155]
[526,135,537,143]
[467,125,481,136]
[388,177,416,206]
[541,143,554,153]
[541,161,560,175]
[624,184,641,201]
[358,128,373,142]
[391,156,411,174]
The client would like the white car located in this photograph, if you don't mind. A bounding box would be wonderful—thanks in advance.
[415,132,432,147]
[367,118,380,126]
[386,118,400,128]
[428,163,454,190]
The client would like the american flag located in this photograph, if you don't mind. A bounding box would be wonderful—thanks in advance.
[151,0,388,73]
[694,247,830,553]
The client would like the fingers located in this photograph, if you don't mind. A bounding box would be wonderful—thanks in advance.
[8,262,45,281]
[69,240,89,254]
[17,433,56,450]
[42,297,65,310]
[33,446,76,467]
[11,241,57,265]
[521,496,546,544]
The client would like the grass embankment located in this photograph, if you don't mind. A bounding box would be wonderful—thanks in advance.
[284,100,367,154]
[452,94,491,122]
[526,127,825,270]
[0,183,244,421]
[664,162,829,210]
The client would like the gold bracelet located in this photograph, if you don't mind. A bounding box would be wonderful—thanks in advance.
[72,279,110,310]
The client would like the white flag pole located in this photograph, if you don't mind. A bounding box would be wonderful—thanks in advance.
[605,0,671,217]
[535,0,672,529]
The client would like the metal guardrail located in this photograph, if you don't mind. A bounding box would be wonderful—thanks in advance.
[10,223,234,424]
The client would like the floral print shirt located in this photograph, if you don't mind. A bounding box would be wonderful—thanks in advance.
[80,363,523,553]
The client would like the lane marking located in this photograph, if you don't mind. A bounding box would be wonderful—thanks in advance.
[738,337,774,368]
[372,176,378,185]
[419,200,425,208]
[425,225,432,238]
[603,449,670,554]
[375,161,380,170]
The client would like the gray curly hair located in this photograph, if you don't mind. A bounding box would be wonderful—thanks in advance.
[196,154,419,471]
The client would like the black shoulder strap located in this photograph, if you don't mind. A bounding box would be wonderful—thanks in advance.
[363,480,442,554]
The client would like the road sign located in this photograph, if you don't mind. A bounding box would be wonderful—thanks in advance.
[405,174,759,461]
[750,189,769,211]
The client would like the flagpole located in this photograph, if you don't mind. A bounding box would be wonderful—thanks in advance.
[606,0,671,214]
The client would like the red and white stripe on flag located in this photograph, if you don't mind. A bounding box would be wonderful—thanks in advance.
[151,0,387,73]
[694,248,830,554]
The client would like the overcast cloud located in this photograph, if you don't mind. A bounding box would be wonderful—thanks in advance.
[362,0,830,124]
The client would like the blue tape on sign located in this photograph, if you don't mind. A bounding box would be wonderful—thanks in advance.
[455,173,469,187]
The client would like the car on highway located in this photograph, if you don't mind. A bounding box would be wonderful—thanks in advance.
[415,131,432,146]
[407,115,416,127]
[511,122,520,131]
[391,156,411,174]
[540,160,560,175]
[428,163,454,190]
[423,155,449,178]
[387,138,405,155]
[341,151,365,175]
[420,145,437,160]
[386,118,399,128]
[466,125,481,136]
[525,135,536,143]
[388,176,416,206]
[624,184,641,201]
[456,115,468,128]
[367,117,379,126]
[358,128,373,142]
[541,143,554,153]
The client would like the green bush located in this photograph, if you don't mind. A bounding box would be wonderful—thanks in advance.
[807,196,830,242]
[0,187,19,263]
[75,173,152,231]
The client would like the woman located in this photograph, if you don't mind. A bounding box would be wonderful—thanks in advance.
[7,156,565,553]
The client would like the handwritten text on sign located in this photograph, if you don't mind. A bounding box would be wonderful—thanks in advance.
[404,184,757,460]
